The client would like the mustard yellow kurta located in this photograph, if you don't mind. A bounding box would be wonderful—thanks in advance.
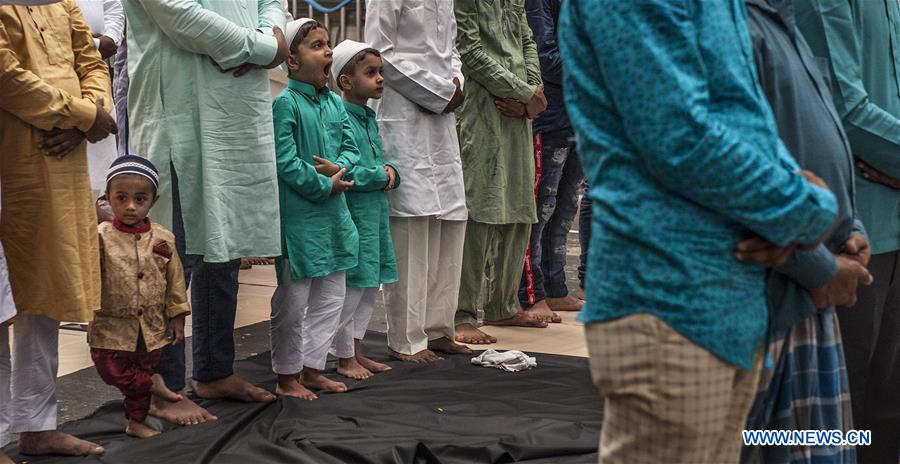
[0,0,111,323]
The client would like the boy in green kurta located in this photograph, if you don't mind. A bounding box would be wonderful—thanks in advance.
[453,0,549,344]
[330,40,399,380]
[270,18,360,401]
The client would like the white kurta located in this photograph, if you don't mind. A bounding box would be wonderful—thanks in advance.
[365,0,467,221]
[0,191,13,324]
[74,0,124,48]
[76,0,123,197]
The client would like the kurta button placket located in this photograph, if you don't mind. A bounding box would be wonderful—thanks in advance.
[136,306,144,316]
[135,234,141,241]
[137,271,144,279]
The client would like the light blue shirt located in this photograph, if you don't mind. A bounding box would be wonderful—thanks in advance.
[559,0,837,369]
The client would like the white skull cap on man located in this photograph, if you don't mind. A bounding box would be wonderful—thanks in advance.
[331,39,374,87]
[282,17,316,73]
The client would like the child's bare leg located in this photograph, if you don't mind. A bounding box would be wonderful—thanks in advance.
[337,357,373,380]
[300,367,347,393]
[150,374,183,402]
[275,373,317,400]
[354,339,391,372]
[389,348,443,363]
[0,449,14,464]
[126,419,160,438]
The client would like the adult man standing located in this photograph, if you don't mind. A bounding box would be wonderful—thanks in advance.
[517,0,584,324]
[365,0,472,363]
[453,0,548,345]
[125,0,287,424]
[0,0,117,457]
[792,1,900,460]
[559,1,839,462]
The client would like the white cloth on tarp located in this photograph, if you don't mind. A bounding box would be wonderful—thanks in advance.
[471,349,537,372]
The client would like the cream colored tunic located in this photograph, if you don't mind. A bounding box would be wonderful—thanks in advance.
[88,221,190,352]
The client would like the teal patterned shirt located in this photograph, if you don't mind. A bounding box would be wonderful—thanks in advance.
[559,0,837,369]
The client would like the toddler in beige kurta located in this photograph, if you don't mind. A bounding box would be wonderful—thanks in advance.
[88,156,190,438]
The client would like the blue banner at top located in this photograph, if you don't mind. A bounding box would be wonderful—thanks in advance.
[304,0,354,14]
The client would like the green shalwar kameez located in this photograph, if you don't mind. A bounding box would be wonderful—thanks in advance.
[454,0,541,324]
[342,101,401,288]
[272,80,360,281]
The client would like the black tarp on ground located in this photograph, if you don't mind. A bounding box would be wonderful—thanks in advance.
[8,332,601,463]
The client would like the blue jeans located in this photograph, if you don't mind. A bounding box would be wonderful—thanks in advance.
[519,131,583,307]
[156,166,241,391]
[578,182,591,289]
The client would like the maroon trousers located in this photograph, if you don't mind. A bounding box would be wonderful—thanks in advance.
[90,337,162,423]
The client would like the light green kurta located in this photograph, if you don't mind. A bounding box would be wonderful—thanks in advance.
[272,80,360,282]
[794,0,900,254]
[124,0,285,262]
[343,101,400,288]
[454,0,541,225]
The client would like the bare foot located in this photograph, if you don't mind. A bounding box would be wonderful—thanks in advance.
[356,353,392,373]
[0,449,13,464]
[523,300,562,323]
[195,375,276,403]
[388,348,443,363]
[337,357,373,380]
[485,311,549,328]
[301,368,348,393]
[576,287,585,301]
[125,420,160,438]
[428,336,474,355]
[546,295,584,311]
[454,323,498,344]
[275,374,318,400]
[150,394,217,426]
[19,431,104,456]
[150,374,183,402]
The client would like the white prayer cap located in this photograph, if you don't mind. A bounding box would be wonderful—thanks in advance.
[332,39,374,86]
[0,0,59,4]
[285,17,316,50]
[282,17,317,73]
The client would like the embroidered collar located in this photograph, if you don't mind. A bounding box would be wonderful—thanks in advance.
[113,218,151,234]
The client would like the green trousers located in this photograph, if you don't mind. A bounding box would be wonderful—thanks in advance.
[455,220,532,325]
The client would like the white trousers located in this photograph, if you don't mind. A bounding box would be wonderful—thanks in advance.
[332,287,378,359]
[270,264,346,374]
[0,314,60,447]
[384,216,466,354]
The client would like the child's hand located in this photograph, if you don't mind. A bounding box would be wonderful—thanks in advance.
[331,168,355,196]
[384,165,397,191]
[313,156,341,176]
[167,316,186,345]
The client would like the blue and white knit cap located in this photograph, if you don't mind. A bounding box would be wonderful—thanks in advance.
[106,155,160,191]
